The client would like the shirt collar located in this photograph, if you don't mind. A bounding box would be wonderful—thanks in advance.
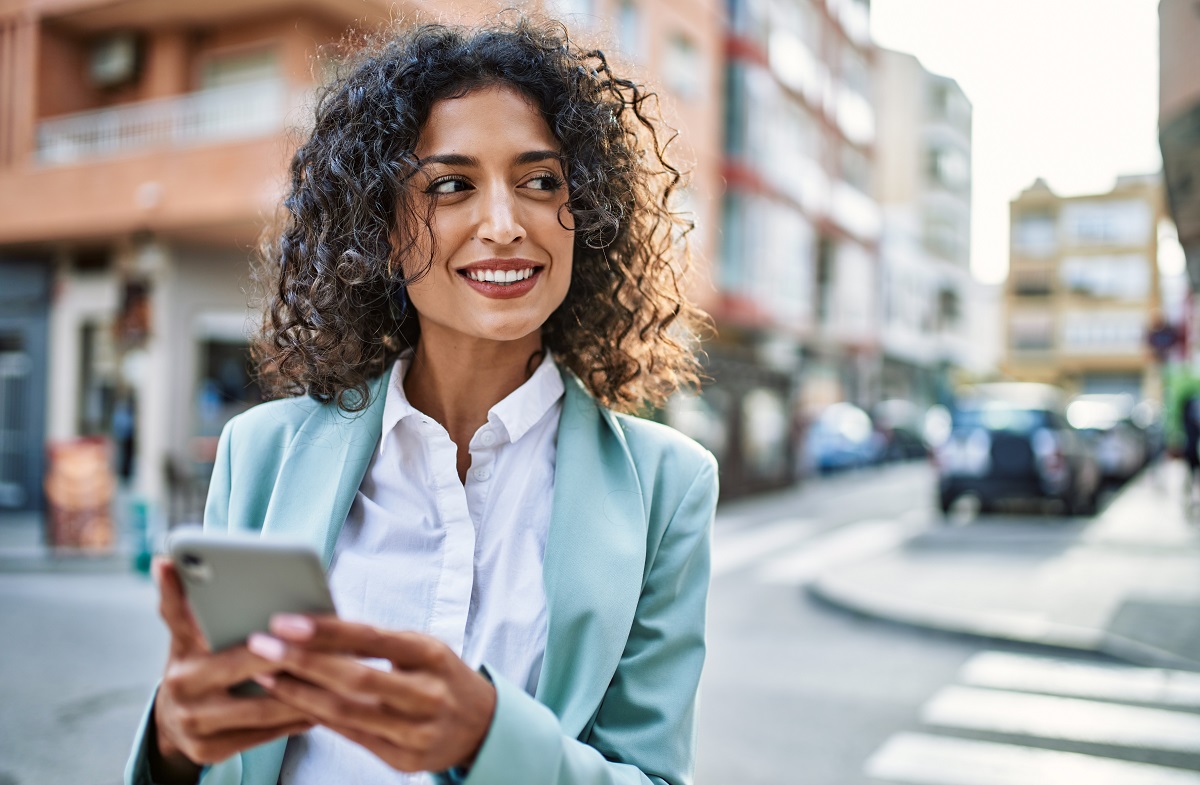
[379,351,564,453]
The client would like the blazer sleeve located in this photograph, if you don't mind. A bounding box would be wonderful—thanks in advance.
[450,454,718,785]
[124,421,238,785]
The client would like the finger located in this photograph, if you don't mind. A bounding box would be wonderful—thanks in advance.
[181,720,313,766]
[321,718,423,773]
[166,644,290,699]
[258,671,408,743]
[154,558,207,656]
[269,616,444,670]
[176,694,313,736]
[248,635,439,717]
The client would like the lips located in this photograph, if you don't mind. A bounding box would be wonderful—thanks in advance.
[457,260,545,299]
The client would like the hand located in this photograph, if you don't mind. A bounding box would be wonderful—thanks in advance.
[247,615,497,774]
[149,558,315,784]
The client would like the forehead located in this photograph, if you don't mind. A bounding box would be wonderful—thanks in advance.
[416,85,559,157]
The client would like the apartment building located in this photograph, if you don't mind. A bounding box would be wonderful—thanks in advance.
[873,48,972,408]
[0,0,723,517]
[708,0,877,492]
[1004,175,1164,399]
[1159,0,1200,295]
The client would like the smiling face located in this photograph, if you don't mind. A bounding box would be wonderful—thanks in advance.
[402,85,575,355]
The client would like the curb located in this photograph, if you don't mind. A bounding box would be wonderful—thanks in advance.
[0,547,138,574]
[809,574,1200,673]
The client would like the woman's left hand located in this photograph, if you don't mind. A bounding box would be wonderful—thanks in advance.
[247,616,496,773]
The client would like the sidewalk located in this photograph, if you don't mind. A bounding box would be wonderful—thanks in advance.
[811,458,1200,671]
[0,503,144,573]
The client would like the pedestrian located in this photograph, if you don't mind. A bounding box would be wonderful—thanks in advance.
[1182,390,1200,509]
[125,14,718,785]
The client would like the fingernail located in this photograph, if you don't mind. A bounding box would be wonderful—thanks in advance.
[248,633,286,661]
[253,673,277,688]
[270,614,315,639]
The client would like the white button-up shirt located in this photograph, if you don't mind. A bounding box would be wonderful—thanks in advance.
[279,352,564,784]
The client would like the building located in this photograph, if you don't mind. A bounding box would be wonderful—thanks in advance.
[701,0,878,492]
[0,0,724,521]
[873,48,972,408]
[1004,175,1165,400]
[1159,0,1200,294]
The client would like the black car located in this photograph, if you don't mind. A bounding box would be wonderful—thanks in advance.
[935,383,1101,516]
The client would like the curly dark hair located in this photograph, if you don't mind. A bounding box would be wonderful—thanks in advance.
[253,13,710,413]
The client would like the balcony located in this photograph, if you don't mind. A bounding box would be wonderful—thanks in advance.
[36,80,295,166]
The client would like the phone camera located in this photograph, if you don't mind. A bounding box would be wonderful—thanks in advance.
[178,552,212,582]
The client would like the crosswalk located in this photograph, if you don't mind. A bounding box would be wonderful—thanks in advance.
[865,650,1200,784]
[710,509,927,583]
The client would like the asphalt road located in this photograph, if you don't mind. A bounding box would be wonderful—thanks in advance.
[698,462,1200,785]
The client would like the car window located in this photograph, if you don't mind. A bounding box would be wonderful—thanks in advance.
[953,404,1048,433]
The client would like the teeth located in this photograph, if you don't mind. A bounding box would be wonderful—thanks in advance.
[465,268,536,284]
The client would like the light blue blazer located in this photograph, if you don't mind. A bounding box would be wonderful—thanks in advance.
[126,368,717,785]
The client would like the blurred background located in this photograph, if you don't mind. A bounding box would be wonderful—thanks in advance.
[2,0,1200,784]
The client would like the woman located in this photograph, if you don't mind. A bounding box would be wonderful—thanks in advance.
[126,16,717,785]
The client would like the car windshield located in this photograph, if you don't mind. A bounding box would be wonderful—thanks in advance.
[953,403,1048,433]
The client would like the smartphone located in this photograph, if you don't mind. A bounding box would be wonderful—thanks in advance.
[167,530,337,655]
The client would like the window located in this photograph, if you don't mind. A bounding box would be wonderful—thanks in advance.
[924,205,966,262]
[1059,254,1150,300]
[199,48,279,89]
[1009,312,1054,351]
[841,144,870,193]
[926,145,969,192]
[1012,268,1054,297]
[937,288,960,330]
[1060,199,1153,247]
[816,236,835,326]
[544,0,596,28]
[1012,210,1058,258]
[663,33,702,99]
[616,0,641,60]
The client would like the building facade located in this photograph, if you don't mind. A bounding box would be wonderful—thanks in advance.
[701,0,878,492]
[0,0,724,519]
[1159,0,1200,295]
[873,48,972,408]
[1004,175,1164,400]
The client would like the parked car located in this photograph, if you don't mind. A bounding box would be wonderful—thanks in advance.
[873,399,931,461]
[803,402,884,474]
[936,383,1101,515]
[1066,394,1147,484]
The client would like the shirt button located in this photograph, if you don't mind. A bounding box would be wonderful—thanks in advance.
[480,430,497,447]
[473,468,490,482]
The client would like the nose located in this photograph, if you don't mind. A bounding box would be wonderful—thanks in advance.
[475,184,526,246]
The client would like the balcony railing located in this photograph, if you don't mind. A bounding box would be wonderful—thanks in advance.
[36,80,296,165]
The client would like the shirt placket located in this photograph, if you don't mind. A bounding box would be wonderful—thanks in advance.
[419,416,475,657]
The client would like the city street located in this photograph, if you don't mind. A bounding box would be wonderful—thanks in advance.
[3,463,1200,785]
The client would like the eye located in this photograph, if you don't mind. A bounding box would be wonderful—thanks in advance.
[524,173,565,192]
[426,176,471,195]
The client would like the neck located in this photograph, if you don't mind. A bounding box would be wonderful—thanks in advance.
[403,330,545,443]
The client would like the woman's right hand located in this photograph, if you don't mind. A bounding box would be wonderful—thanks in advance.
[149,557,316,784]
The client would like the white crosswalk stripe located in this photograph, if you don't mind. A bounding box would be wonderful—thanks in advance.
[710,509,926,582]
[960,650,1200,709]
[922,685,1200,755]
[867,651,1200,784]
[709,518,814,577]
[866,732,1200,785]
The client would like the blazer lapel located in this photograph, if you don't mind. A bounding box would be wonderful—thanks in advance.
[536,371,647,736]
[259,375,390,566]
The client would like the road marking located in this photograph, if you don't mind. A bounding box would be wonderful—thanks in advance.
[960,651,1200,709]
[756,517,922,585]
[710,518,814,577]
[865,732,1200,785]
[922,685,1200,754]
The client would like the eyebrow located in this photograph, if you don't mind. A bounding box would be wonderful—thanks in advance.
[418,149,563,168]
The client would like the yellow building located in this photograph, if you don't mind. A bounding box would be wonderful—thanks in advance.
[1004,175,1164,400]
